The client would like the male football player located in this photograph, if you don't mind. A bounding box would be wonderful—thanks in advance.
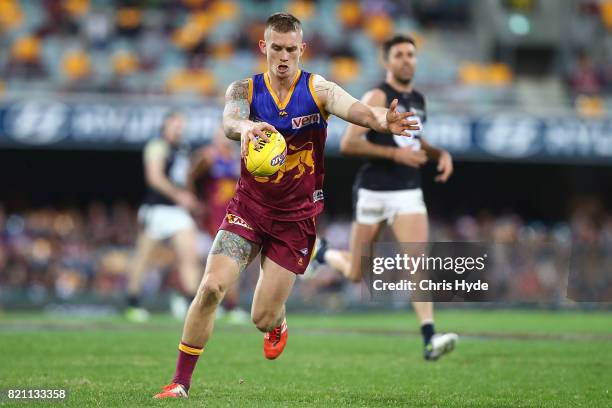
[312,35,458,361]
[154,14,420,398]
[126,111,201,322]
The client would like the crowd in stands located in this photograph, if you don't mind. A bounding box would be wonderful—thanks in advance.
[0,0,610,109]
[0,0,439,97]
[1,0,611,310]
[1,201,610,308]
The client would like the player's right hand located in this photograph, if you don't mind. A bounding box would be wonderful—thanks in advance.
[386,99,421,135]
[392,148,427,168]
[241,122,278,158]
[175,190,200,213]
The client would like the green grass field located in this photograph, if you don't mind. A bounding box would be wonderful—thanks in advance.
[1,310,611,407]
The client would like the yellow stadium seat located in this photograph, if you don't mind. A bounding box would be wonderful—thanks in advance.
[62,50,91,80]
[602,0,612,30]
[365,14,394,43]
[116,7,142,29]
[575,95,605,119]
[288,0,316,21]
[337,0,362,28]
[458,62,484,85]
[166,69,217,96]
[191,10,215,34]
[112,51,139,75]
[11,35,41,63]
[211,0,239,21]
[172,22,205,50]
[459,62,513,87]
[489,63,513,86]
[173,11,217,50]
[62,0,89,17]
[0,0,24,32]
[330,56,361,83]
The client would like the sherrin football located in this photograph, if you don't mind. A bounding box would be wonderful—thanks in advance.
[245,130,287,177]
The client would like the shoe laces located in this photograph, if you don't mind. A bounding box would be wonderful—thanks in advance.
[267,326,282,345]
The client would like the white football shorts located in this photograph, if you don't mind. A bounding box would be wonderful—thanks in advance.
[138,204,196,240]
[355,188,427,225]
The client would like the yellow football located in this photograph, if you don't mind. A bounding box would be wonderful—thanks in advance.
[245,131,287,177]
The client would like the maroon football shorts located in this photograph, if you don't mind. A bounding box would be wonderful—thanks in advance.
[217,198,317,274]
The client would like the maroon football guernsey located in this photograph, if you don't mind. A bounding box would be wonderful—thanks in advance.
[232,70,328,221]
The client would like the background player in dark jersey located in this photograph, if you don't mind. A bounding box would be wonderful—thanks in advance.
[313,35,458,361]
[154,13,421,399]
[125,111,201,322]
[188,127,248,324]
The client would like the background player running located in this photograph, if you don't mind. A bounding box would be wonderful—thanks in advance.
[189,127,248,323]
[125,111,201,322]
[154,13,421,399]
[311,35,458,361]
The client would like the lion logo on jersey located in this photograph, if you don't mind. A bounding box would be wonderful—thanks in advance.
[254,141,315,184]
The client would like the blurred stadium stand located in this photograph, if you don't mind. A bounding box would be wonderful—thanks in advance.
[0,0,610,113]
[1,0,611,310]
[1,197,610,309]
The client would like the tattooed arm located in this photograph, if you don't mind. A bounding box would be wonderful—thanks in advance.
[311,74,420,136]
[222,79,279,157]
[222,79,253,141]
[210,230,258,273]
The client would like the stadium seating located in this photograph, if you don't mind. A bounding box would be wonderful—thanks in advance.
[1,0,609,115]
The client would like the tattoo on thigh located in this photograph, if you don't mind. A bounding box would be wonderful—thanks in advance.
[211,231,254,272]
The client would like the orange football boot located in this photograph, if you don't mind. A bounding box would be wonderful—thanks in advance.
[263,318,288,360]
[153,383,188,399]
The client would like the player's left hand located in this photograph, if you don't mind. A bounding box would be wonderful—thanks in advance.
[386,99,421,135]
[435,150,453,183]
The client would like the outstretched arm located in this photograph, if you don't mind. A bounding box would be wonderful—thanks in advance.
[312,74,420,135]
[223,79,278,156]
[339,89,427,168]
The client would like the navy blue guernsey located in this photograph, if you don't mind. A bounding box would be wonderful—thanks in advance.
[354,82,427,191]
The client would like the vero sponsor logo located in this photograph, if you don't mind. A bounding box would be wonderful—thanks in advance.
[291,113,320,129]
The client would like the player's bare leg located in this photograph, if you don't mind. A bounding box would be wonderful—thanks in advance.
[390,213,432,323]
[155,230,258,399]
[127,232,158,295]
[322,249,350,276]
[391,213,457,360]
[251,257,297,359]
[173,228,201,296]
[324,221,383,282]
[126,232,158,321]
[170,228,202,319]
[181,257,236,348]
[182,230,258,347]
